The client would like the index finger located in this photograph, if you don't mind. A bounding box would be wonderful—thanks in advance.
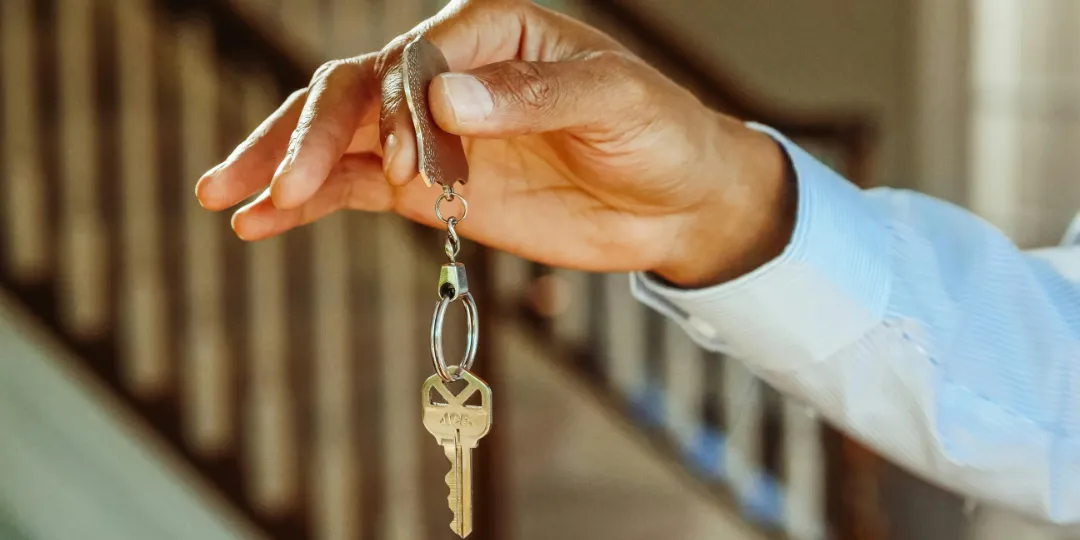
[269,55,379,209]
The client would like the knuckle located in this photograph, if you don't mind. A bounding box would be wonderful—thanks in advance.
[375,38,407,76]
[310,60,340,86]
[590,50,633,71]
[287,88,308,103]
[620,73,652,109]
[496,62,557,111]
[311,58,366,94]
[310,60,359,93]
[592,51,650,105]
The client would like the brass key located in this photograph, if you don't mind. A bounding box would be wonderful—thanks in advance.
[421,368,493,538]
[407,33,492,539]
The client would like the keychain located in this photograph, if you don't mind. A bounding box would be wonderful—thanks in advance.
[403,37,492,539]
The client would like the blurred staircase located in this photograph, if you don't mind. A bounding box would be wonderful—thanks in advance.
[0,290,266,540]
[0,0,879,539]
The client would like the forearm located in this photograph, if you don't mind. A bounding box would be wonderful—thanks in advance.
[634,125,1080,523]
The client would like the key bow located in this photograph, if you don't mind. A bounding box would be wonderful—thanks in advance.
[421,368,493,443]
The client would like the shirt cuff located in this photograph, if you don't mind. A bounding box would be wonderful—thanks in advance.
[631,122,892,371]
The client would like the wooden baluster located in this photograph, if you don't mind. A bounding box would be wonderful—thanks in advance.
[115,0,169,397]
[701,352,727,477]
[377,216,424,540]
[551,269,589,347]
[349,211,383,540]
[177,19,233,457]
[243,79,299,516]
[311,212,359,540]
[57,0,108,338]
[0,0,48,283]
[471,245,506,540]
[492,251,531,304]
[642,309,665,422]
[724,357,763,507]
[602,273,648,404]
[228,0,283,42]
[784,398,825,540]
[760,385,785,526]
[842,439,888,540]
[662,319,703,452]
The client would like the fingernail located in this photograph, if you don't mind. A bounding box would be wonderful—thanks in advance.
[383,131,417,186]
[269,155,296,208]
[194,163,225,204]
[202,162,226,180]
[440,74,494,124]
[194,177,214,207]
[273,154,294,181]
[383,133,400,175]
[232,189,271,240]
[231,212,250,241]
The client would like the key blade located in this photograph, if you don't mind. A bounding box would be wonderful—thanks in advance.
[403,37,469,188]
[443,437,474,538]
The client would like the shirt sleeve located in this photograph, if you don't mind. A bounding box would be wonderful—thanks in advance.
[631,122,1080,524]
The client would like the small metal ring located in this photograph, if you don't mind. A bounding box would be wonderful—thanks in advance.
[435,192,469,224]
[430,292,479,382]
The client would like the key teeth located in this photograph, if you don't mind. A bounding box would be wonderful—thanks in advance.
[449,520,471,538]
[445,460,467,537]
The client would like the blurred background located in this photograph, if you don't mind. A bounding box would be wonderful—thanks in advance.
[1,0,1078,539]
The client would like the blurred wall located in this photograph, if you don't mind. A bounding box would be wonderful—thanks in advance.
[966,0,1080,247]
[0,510,34,540]
[625,0,1080,248]
[623,0,915,190]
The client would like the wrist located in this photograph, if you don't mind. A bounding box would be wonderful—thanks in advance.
[653,116,796,289]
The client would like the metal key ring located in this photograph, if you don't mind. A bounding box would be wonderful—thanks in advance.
[435,192,468,224]
[429,291,479,382]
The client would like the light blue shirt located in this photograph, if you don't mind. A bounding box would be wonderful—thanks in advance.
[632,123,1080,525]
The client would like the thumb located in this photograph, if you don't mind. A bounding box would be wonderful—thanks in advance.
[429,52,652,137]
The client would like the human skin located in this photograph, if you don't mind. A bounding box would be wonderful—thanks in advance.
[194,0,795,289]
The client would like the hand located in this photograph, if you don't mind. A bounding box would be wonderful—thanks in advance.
[194,0,795,288]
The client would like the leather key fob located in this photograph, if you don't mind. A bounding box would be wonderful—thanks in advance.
[403,37,470,187]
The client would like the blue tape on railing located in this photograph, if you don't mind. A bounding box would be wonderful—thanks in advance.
[739,471,785,527]
[685,427,727,480]
[629,383,666,427]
